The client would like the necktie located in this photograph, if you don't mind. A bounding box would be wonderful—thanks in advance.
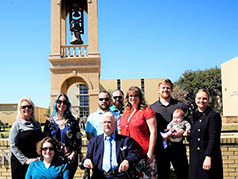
[103,136,112,172]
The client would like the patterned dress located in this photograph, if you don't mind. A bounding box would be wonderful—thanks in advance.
[44,115,82,179]
[120,107,157,179]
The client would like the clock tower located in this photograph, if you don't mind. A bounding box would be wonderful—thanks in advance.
[49,0,100,113]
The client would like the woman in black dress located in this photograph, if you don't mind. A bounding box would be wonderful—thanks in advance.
[9,97,44,179]
[188,89,223,179]
[44,94,82,179]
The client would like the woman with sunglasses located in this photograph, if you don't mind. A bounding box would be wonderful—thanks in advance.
[44,94,82,179]
[9,97,44,179]
[25,137,69,179]
[120,86,157,179]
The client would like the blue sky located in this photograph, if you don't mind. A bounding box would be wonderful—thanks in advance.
[0,0,237,108]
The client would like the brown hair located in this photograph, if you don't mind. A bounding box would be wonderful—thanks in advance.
[36,137,60,157]
[112,89,124,97]
[99,90,111,99]
[124,86,147,112]
[158,79,173,90]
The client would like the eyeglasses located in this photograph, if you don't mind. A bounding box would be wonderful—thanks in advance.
[57,100,67,105]
[113,96,123,100]
[21,105,33,109]
[42,147,54,151]
[98,98,110,102]
[129,95,139,98]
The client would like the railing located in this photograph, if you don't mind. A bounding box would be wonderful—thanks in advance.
[61,45,88,58]
[1,149,10,165]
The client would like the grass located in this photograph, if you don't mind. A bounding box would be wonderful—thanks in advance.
[0,127,10,138]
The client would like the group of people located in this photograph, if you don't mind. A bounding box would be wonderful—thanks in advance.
[9,79,223,179]
[9,94,82,179]
[83,79,223,179]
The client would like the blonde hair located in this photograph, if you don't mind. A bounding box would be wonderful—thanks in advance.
[195,89,210,100]
[17,96,36,121]
[158,79,173,90]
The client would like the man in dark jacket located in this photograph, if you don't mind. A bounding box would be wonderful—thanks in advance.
[83,112,140,179]
[150,79,189,179]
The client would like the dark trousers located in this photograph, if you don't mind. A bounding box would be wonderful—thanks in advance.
[156,142,188,179]
[91,170,129,179]
[68,155,79,179]
[104,173,128,179]
[11,155,28,179]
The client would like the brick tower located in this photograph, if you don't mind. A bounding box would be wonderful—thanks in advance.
[49,0,100,113]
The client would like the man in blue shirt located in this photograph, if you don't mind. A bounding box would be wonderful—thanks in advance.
[86,91,111,140]
[110,89,124,133]
[83,112,140,179]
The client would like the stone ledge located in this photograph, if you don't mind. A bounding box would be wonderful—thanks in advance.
[1,135,238,146]
[0,139,9,146]
[0,138,87,147]
[221,137,238,144]
[222,116,238,124]
[82,138,88,146]
[183,135,238,145]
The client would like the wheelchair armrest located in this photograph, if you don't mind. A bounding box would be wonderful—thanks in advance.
[79,162,91,179]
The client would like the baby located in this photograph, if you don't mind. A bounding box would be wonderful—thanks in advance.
[160,109,191,148]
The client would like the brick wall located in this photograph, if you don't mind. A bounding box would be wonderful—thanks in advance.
[1,137,238,179]
[220,137,238,178]
[223,116,238,123]
[0,139,88,179]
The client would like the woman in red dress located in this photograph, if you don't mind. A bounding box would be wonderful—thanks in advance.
[120,86,157,179]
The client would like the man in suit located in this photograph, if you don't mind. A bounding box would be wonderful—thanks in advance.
[83,112,140,179]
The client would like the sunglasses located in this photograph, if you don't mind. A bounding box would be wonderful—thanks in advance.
[98,98,110,102]
[57,100,67,105]
[21,105,33,109]
[42,147,54,151]
[129,95,139,98]
[113,96,123,100]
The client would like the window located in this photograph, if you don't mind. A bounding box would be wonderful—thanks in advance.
[80,96,89,106]
[78,84,89,118]
[141,79,145,92]
[79,84,88,94]
[117,79,121,90]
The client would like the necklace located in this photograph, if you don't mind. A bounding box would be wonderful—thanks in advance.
[128,108,137,122]
[54,115,67,129]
